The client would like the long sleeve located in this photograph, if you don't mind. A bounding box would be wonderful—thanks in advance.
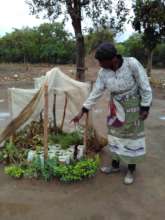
[83,69,106,110]
[129,57,152,107]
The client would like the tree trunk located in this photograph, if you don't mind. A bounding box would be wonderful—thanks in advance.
[75,31,85,81]
[67,1,85,81]
[147,49,153,77]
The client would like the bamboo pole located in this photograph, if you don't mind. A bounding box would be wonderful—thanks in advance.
[60,93,68,131]
[44,82,48,161]
[83,112,89,153]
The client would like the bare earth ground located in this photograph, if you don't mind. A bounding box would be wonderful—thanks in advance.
[0,62,165,220]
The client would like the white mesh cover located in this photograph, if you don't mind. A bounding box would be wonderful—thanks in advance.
[7,67,91,132]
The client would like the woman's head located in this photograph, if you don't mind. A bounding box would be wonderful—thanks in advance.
[95,42,119,70]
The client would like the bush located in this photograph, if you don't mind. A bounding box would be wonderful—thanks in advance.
[49,131,83,149]
[4,155,100,183]
[5,165,24,178]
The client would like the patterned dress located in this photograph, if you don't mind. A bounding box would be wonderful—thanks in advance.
[83,57,152,164]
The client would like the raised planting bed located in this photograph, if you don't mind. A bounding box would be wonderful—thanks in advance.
[4,155,100,182]
[0,121,100,183]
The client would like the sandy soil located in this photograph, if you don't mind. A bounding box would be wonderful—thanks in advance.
[0,62,165,220]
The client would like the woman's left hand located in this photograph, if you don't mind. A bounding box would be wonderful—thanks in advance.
[140,110,149,120]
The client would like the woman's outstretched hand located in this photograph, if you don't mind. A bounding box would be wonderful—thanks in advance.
[70,110,84,124]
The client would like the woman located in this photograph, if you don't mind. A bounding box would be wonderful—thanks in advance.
[71,42,152,185]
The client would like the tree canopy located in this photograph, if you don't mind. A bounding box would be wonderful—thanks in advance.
[0,23,75,64]
[26,0,129,80]
[1,27,164,68]
[85,28,114,54]
[132,0,165,75]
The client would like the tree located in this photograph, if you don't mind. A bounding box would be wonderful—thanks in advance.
[116,43,127,56]
[85,28,114,54]
[153,43,165,68]
[37,23,75,63]
[0,23,75,64]
[0,28,40,63]
[132,0,165,76]
[123,33,146,64]
[26,0,128,81]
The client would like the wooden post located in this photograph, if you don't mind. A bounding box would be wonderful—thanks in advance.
[60,93,68,132]
[9,135,14,144]
[83,112,88,153]
[53,93,57,134]
[44,82,48,161]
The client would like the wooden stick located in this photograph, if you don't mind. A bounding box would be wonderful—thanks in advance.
[44,82,48,161]
[53,93,57,134]
[60,93,68,131]
[83,112,89,153]
[40,110,43,123]
[9,135,14,144]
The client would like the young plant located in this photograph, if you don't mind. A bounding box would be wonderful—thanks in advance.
[49,131,83,149]
[1,140,28,164]
[5,165,24,178]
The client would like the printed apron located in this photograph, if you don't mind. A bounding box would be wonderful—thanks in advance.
[107,92,145,164]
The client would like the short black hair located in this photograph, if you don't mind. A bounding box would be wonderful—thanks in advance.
[95,42,117,61]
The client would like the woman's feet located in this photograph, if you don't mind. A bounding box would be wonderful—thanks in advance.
[100,166,120,174]
[101,161,136,185]
[100,159,120,174]
[124,164,136,185]
[124,170,134,185]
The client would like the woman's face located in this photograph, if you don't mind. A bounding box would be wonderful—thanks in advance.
[98,57,116,70]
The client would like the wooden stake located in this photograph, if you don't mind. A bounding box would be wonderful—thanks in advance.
[60,93,68,131]
[83,112,89,153]
[53,93,57,134]
[44,82,48,161]
[40,110,43,123]
[9,135,14,144]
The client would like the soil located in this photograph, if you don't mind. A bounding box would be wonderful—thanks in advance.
[0,62,165,220]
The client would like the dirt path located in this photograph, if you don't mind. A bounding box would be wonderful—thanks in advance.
[0,93,165,220]
[0,64,165,220]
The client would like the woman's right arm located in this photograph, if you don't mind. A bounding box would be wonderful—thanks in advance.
[71,69,106,123]
[82,69,106,111]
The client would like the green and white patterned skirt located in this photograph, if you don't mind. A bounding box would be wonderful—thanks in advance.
[107,92,145,164]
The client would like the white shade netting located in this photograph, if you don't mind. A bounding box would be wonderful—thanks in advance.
[9,68,90,129]
[0,67,108,149]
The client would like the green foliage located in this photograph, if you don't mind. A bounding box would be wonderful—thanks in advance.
[5,165,24,178]
[0,140,28,164]
[27,0,129,80]
[132,0,165,51]
[14,121,44,148]
[85,29,114,54]
[2,123,99,183]
[0,23,75,64]
[39,155,100,182]
[23,166,38,179]
[116,44,127,56]
[56,155,100,182]
[41,158,59,181]
[27,1,128,33]
[0,28,40,63]
[116,33,165,68]
[49,131,83,149]
[121,33,146,65]
[132,0,165,74]
[38,23,75,64]
[25,156,58,181]
[4,155,100,183]
[153,43,165,68]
